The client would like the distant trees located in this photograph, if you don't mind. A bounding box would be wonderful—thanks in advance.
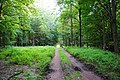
[97,0,119,52]
[57,0,120,53]
[30,9,58,46]
[0,0,119,53]
[57,0,82,47]
[0,0,33,47]
[0,0,58,47]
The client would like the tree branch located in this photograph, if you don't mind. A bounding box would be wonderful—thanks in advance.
[97,0,112,19]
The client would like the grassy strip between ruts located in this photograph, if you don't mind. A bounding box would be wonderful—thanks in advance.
[0,46,55,80]
[65,46,120,80]
[58,48,82,80]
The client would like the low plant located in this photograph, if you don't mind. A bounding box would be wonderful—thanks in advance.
[65,46,120,80]
[0,46,55,79]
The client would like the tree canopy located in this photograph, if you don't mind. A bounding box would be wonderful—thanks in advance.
[57,0,120,53]
[0,0,120,53]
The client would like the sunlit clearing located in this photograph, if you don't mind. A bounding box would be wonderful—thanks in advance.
[56,44,60,48]
[34,0,58,10]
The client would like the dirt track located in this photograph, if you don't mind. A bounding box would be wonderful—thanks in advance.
[46,48,65,80]
[62,48,103,80]
[0,48,103,80]
[46,48,103,80]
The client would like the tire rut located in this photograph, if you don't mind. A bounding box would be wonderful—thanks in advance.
[45,48,65,80]
[62,48,103,80]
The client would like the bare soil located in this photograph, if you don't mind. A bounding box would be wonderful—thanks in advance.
[62,48,103,80]
[45,48,65,80]
[0,60,23,80]
[0,60,39,80]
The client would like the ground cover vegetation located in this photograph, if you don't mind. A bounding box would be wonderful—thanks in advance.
[65,46,120,80]
[0,46,55,79]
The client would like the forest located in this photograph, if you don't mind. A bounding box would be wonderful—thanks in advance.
[0,0,120,80]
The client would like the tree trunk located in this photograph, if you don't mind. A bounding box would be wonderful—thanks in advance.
[63,36,64,45]
[102,15,106,50]
[28,30,30,46]
[70,3,74,46]
[76,34,79,46]
[0,31,1,47]
[111,0,119,53]
[0,2,2,16]
[62,26,65,46]
[78,8,82,47]
[78,1,82,47]
[32,35,35,46]
[68,37,70,46]
[97,0,119,53]
[3,32,6,47]
[65,38,67,46]
[0,1,3,47]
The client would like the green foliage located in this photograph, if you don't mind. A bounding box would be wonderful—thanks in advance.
[57,0,120,51]
[0,46,55,75]
[12,70,39,80]
[0,0,34,46]
[65,46,120,80]
[0,0,59,47]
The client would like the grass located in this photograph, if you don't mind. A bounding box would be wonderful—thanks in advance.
[65,46,120,80]
[58,48,82,80]
[0,46,55,79]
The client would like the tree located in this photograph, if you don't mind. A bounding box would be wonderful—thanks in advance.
[97,0,119,52]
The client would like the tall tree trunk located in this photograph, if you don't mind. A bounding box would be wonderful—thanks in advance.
[32,35,35,46]
[78,8,82,47]
[70,3,74,46]
[76,34,79,46]
[102,15,106,50]
[65,38,67,46]
[0,31,1,47]
[108,0,113,42]
[22,30,26,46]
[68,37,70,46]
[0,0,5,16]
[111,0,119,53]
[63,36,64,45]
[0,1,3,47]
[78,1,82,47]
[17,35,20,46]
[62,26,65,46]
[74,38,75,46]
[3,32,6,47]
[0,2,2,16]
[43,34,45,46]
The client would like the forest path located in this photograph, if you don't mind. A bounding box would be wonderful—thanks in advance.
[62,48,103,80]
[46,48,65,80]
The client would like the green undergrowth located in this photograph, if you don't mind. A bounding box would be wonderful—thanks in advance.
[58,48,82,80]
[0,46,55,79]
[65,46,120,80]
[12,69,40,80]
